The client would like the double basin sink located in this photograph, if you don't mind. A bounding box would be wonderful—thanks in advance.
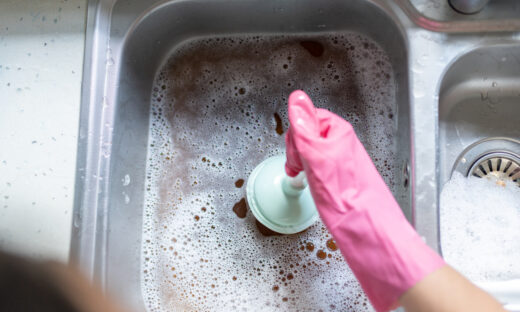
[72,0,520,310]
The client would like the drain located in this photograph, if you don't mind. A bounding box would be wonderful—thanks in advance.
[469,154,520,187]
[452,138,520,187]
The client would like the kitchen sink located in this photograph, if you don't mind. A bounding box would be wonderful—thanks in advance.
[73,0,520,311]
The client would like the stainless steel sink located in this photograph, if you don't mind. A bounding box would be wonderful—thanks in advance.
[439,45,520,185]
[72,0,520,311]
[438,44,520,309]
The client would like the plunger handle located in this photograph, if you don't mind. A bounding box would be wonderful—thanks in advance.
[282,171,307,196]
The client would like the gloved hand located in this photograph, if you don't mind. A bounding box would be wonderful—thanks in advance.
[285,90,445,312]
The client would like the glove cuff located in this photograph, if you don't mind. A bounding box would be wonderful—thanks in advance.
[331,209,445,312]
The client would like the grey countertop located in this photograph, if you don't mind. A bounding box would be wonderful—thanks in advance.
[0,0,86,262]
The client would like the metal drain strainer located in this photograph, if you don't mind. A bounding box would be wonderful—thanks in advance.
[452,138,520,187]
[470,154,520,187]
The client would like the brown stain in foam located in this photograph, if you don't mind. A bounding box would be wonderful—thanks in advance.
[255,220,282,236]
[316,249,327,260]
[299,40,324,58]
[274,112,284,135]
[232,198,247,218]
[235,179,244,188]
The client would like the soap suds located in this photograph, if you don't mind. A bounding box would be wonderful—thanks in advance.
[441,172,520,282]
[141,33,398,311]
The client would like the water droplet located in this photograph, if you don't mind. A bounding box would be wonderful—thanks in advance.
[123,174,131,186]
[123,192,130,204]
[413,88,425,99]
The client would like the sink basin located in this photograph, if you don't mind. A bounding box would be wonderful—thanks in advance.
[438,44,520,307]
[141,31,408,310]
[74,1,410,310]
[439,45,520,184]
[72,0,520,311]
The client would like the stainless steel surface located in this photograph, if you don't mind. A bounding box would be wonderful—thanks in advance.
[72,0,520,310]
[410,0,520,22]
[448,0,490,14]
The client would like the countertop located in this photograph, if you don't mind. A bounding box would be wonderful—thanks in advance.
[0,0,86,262]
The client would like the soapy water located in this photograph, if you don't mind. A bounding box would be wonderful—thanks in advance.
[141,33,399,311]
[441,172,520,282]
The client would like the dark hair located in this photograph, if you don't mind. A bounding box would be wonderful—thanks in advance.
[0,251,78,312]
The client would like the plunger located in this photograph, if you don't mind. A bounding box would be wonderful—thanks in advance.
[246,154,318,234]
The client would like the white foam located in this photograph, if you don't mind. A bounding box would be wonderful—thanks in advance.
[141,33,398,311]
[441,172,520,282]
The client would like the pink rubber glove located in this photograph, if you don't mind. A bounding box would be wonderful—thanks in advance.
[285,90,445,312]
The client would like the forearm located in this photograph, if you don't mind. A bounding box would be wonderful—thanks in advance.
[400,265,505,312]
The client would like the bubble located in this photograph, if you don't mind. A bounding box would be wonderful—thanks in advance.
[316,250,327,260]
[122,174,131,186]
[326,239,338,251]
[123,192,130,204]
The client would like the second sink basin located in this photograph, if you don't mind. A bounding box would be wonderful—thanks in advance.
[438,44,520,304]
[439,44,520,185]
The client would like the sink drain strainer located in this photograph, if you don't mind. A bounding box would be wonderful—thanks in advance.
[452,138,520,187]
[470,154,520,187]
